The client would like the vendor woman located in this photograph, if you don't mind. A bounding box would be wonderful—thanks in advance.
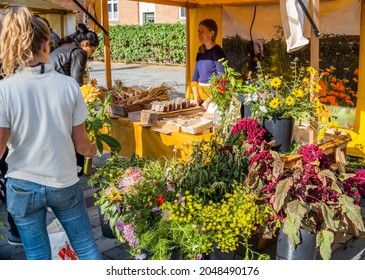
[191,18,226,109]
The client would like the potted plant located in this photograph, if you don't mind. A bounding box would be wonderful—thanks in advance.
[88,153,146,238]
[162,183,276,260]
[242,59,324,152]
[94,158,181,258]
[233,117,364,259]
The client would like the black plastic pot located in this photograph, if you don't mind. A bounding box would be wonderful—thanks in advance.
[237,93,252,118]
[263,117,294,153]
[207,243,235,260]
[276,227,317,260]
[97,206,115,239]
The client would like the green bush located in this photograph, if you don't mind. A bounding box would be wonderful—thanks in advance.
[93,23,186,65]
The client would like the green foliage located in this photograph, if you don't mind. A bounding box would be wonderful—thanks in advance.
[176,134,249,204]
[93,23,186,65]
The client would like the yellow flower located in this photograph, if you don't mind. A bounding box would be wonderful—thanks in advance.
[307,67,317,75]
[326,121,339,129]
[286,96,295,106]
[106,187,123,202]
[80,84,100,103]
[312,82,322,93]
[269,98,280,109]
[291,89,304,98]
[270,77,282,88]
[317,127,327,141]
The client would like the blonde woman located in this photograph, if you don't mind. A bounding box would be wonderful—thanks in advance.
[0,7,101,259]
[191,19,226,109]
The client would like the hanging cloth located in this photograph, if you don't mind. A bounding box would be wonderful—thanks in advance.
[280,0,310,53]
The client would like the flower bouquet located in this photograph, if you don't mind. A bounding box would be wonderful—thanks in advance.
[80,80,121,173]
[243,59,323,124]
[95,159,180,259]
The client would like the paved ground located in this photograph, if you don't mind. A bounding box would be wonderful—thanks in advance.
[87,61,186,99]
[0,62,365,260]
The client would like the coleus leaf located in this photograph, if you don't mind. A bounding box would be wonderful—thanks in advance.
[273,177,293,212]
[316,229,334,260]
[338,195,365,231]
[283,216,300,248]
[321,203,335,231]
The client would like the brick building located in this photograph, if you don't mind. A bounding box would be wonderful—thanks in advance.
[48,0,186,26]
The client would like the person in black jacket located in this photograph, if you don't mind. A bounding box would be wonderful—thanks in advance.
[49,23,99,176]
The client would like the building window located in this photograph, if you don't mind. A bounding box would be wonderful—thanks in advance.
[179,8,186,19]
[143,12,155,24]
[108,0,118,20]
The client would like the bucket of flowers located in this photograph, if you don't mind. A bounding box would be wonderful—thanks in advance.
[241,59,324,152]
[94,158,181,259]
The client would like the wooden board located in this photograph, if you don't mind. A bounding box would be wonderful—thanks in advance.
[128,111,141,121]
[108,104,143,117]
[140,106,204,125]
[181,119,213,135]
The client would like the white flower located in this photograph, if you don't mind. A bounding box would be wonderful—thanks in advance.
[259,106,268,113]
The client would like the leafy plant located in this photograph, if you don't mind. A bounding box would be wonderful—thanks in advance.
[80,83,121,154]
[208,59,244,112]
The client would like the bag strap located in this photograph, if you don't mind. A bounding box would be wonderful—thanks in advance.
[297,0,320,37]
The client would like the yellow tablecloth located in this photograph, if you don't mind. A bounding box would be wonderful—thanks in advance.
[104,117,213,160]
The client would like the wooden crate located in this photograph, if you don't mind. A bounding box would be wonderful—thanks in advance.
[108,104,143,117]
[181,119,213,135]
[140,106,204,125]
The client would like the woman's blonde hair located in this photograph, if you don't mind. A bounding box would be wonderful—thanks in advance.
[0,6,50,77]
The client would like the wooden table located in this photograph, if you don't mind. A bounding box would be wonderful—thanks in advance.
[102,116,213,161]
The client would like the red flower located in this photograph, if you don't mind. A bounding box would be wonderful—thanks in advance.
[155,195,165,206]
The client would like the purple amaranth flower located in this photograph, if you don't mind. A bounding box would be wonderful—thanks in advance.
[115,220,125,231]
[178,192,184,203]
[123,223,139,248]
[166,182,175,192]
[152,207,160,212]
[195,254,203,260]
[135,253,147,260]
[116,202,121,213]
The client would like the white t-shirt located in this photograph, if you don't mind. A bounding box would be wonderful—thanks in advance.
[0,63,88,188]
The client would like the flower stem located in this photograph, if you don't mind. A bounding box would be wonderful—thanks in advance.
[84,157,93,175]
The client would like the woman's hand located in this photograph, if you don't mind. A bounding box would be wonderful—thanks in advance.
[192,86,201,106]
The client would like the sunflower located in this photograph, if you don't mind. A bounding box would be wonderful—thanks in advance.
[269,98,280,109]
[270,77,282,89]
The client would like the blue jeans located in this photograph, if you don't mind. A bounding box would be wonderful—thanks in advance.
[6,178,102,260]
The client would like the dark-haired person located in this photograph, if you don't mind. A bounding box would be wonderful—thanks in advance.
[0,6,101,260]
[49,23,99,176]
[191,18,226,110]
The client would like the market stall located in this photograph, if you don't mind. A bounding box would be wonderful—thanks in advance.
[103,116,213,160]
[0,0,76,38]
